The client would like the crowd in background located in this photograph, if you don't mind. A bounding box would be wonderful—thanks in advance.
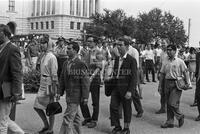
[2,28,200,134]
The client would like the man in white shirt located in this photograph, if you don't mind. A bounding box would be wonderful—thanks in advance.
[144,44,156,82]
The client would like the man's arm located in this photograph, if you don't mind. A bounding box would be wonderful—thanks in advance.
[195,52,199,78]
[58,61,66,96]
[80,62,90,102]
[127,57,137,93]
[9,45,23,99]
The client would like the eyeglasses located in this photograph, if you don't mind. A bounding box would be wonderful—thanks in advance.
[67,47,72,50]
[167,49,173,51]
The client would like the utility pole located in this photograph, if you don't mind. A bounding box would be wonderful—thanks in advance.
[188,18,191,46]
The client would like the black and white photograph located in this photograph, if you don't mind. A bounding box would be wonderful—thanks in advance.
[0,0,200,134]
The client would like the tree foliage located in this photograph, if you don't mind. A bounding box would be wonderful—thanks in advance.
[84,8,188,46]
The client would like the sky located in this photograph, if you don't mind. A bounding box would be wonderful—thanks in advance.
[101,0,200,47]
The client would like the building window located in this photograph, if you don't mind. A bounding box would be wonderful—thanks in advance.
[41,22,43,29]
[31,23,34,30]
[9,0,15,12]
[76,0,81,16]
[46,21,49,29]
[70,0,75,15]
[51,21,54,29]
[77,22,81,30]
[83,0,88,17]
[36,22,38,29]
[70,21,74,29]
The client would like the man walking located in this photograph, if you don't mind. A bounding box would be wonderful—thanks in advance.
[110,40,137,134]
[159,45,190,128]
[0,24,24,134]
[59,42,90,134]
[80,37,102,128]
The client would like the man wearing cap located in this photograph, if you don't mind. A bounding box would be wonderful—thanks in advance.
[159,45,190,128]
[55,37,68,79]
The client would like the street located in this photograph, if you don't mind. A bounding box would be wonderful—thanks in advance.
[16,81,200,134]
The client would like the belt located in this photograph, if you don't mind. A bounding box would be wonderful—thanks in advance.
[166,79,176,81]
[42,75,50,77]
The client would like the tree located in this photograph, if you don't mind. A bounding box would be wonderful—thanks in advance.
[83,9,137,40]
[135,8,187,46]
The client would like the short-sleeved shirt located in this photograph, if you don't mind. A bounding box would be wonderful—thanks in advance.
[160,57,187,79]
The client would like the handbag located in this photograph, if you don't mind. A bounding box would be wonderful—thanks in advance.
[46,101,62,116]
[104,78,116,96]
[175,76,192,91]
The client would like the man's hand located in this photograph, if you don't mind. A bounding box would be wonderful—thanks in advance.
[55,94,60,101]
[83,99,88,105]
[125,91,132,99]
[10,95,21,102]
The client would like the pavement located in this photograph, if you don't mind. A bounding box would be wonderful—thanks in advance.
[15,81,200,134]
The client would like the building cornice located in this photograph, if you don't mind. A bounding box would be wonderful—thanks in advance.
[27,14,92,20]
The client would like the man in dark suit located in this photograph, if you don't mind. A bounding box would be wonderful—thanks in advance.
[59,42,90,134]
[110,40,137,134]
[0,24,24,133]
[195,49,200,121]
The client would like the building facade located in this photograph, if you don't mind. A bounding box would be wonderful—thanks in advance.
[0,0,100,39]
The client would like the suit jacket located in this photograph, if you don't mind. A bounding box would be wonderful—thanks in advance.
[113,54,137,96]
[195,52,200,78]
[0,42,23,100]
[59,57,90,104]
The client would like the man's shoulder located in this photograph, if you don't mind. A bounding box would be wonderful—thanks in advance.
[7,42,19,52]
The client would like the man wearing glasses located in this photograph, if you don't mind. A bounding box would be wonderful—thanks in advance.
[159,45,190,128]
[110,40,137,134]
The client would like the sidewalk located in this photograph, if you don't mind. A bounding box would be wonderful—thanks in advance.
[16,82,200,134]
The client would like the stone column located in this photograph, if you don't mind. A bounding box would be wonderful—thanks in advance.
[95,0,100,13]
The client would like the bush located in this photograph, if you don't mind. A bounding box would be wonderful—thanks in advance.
[23,69,40,93]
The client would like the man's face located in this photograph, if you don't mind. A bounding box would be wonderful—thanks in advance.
[167,47,176,58]
[116,42,127,57]
[0,30,5,45]
[67,44,75,58]
[88,42,95,49]
[147,44,151,50]
[40,42,48,52]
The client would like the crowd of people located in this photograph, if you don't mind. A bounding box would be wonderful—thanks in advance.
[0,22,200,134]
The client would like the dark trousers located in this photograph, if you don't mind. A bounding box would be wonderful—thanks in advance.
[145,60,155,81]
[165,80,183,124]
[132,90,143,113]
[110,90,132,127]
[9,102,16,121]
[160,80,166,110]
[196,78,200,114]
[80,80,100,121]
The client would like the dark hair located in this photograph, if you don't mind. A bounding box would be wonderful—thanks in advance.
[189,47,196,54]
[40,34,49,44]
[69,42,80,53]
[167,45,177,51]
[0,24,11,38]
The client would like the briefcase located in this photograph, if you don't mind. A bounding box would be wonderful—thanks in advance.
[46,101,62,116]
[104,78,116,97]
